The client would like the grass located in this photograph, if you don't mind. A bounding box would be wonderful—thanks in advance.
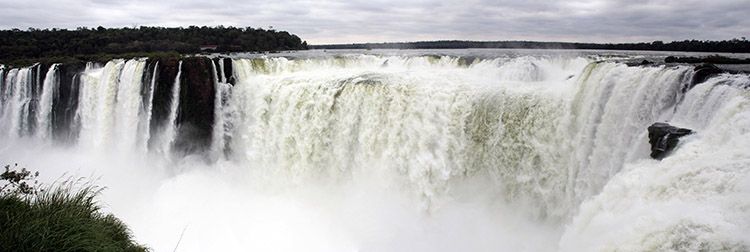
[0,180,149,252]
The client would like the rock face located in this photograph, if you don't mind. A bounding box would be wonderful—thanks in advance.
[150,57,180,137]
[688,64,723,91]
[55,62,85,142]
[148,57,217,155]
[222,58,235,85]
[647,123,693,159]
[174,57,216,155]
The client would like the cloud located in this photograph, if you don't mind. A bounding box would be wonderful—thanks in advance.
[0,0,748,44]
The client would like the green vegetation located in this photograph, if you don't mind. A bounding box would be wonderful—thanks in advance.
[1,25,309,67]
[312,38,750,53]
[0,164,149,252]
[665,55,750,64]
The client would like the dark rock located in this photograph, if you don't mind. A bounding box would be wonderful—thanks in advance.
[626,59,652,66]
[150,57,180,139]
[222,58,234,85]
[647,122,693,159]
[688,64,723,90]
[174,57,215,155]
[54,62,86,143]
[147,57,216,155]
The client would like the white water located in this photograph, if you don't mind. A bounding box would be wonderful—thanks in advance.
[77,60,125,149]
[138,62,158,153]
[209,60,233,161]
[1,66,34,138]
[35,64,59,139]
[113,59,147,151]
[560,73,750,251]
[1,50,749,252]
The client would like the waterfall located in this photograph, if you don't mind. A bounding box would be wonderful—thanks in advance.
[138,62,158,153]
[209,60,230,161]
[0,68,19,135]
[218,58,228,83]
[77,61,124,149]
[1,66,35,138]
[208,59,235,161]
[559,71,750,252]
[35,64,60,140]
[1,52,749,251]
[113,59,147,150]
[0,65,4,114]
[156,60,182,156]
[75,59,147,150]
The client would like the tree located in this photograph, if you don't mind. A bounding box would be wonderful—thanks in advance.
[0,164,40,195]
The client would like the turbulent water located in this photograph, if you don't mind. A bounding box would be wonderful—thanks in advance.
[1,49,750,251]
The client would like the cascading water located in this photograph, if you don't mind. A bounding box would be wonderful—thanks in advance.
[138,62,158,153]
[1,65,35,138]
[35,64,59,140]
[1,50,749,252]
[559,73,750,251]
[77,60,124,149]
[113,59,147,151]
[209,59,233,161]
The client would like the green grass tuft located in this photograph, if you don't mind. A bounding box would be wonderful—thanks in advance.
[0,181,149,252]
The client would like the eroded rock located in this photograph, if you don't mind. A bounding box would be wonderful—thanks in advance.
[647,122,693,159]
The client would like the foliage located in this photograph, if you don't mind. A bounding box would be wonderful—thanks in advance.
[312,38,750,53]
[1,164,41,195]
[0,165,149,252]
[0,25,308,67]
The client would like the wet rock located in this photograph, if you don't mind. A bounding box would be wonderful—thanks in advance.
[647,122,693,159]
[689,64,723,90]
[222,58,234,85]
[174,57,215,155]
[626,59,653,67]
[151,58,180,132]
[54,62,86,142]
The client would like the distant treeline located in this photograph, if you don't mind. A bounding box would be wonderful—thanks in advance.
[311,39,750,53]
[665,55,750,64]
[0,26,309,65]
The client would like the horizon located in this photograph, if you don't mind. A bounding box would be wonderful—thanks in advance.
[3,25,747,47]
[1,0,748,45]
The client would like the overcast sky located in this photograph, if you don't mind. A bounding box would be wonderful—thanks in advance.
[1,0,748,44]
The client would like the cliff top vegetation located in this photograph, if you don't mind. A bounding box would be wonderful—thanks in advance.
[0,25,308,67]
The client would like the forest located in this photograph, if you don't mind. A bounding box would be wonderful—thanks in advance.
[0,26,308,66]
[312,39,750,53]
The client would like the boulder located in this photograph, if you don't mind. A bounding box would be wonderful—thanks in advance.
[688,64,723,90]
[647,122,693,159]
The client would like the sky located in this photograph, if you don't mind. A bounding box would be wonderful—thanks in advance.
[1,0,749,44]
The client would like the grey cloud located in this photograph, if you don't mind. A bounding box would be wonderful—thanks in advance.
[0,0,747,43]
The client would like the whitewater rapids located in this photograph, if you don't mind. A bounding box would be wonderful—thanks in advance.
[1,49,749,251]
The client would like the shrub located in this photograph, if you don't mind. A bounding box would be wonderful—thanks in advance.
[0,165,149,252]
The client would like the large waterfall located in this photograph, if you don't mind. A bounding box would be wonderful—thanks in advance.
[1,50,749,251]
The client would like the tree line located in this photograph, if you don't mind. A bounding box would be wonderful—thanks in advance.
[0,25,309,65]
[311,39,750,53]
